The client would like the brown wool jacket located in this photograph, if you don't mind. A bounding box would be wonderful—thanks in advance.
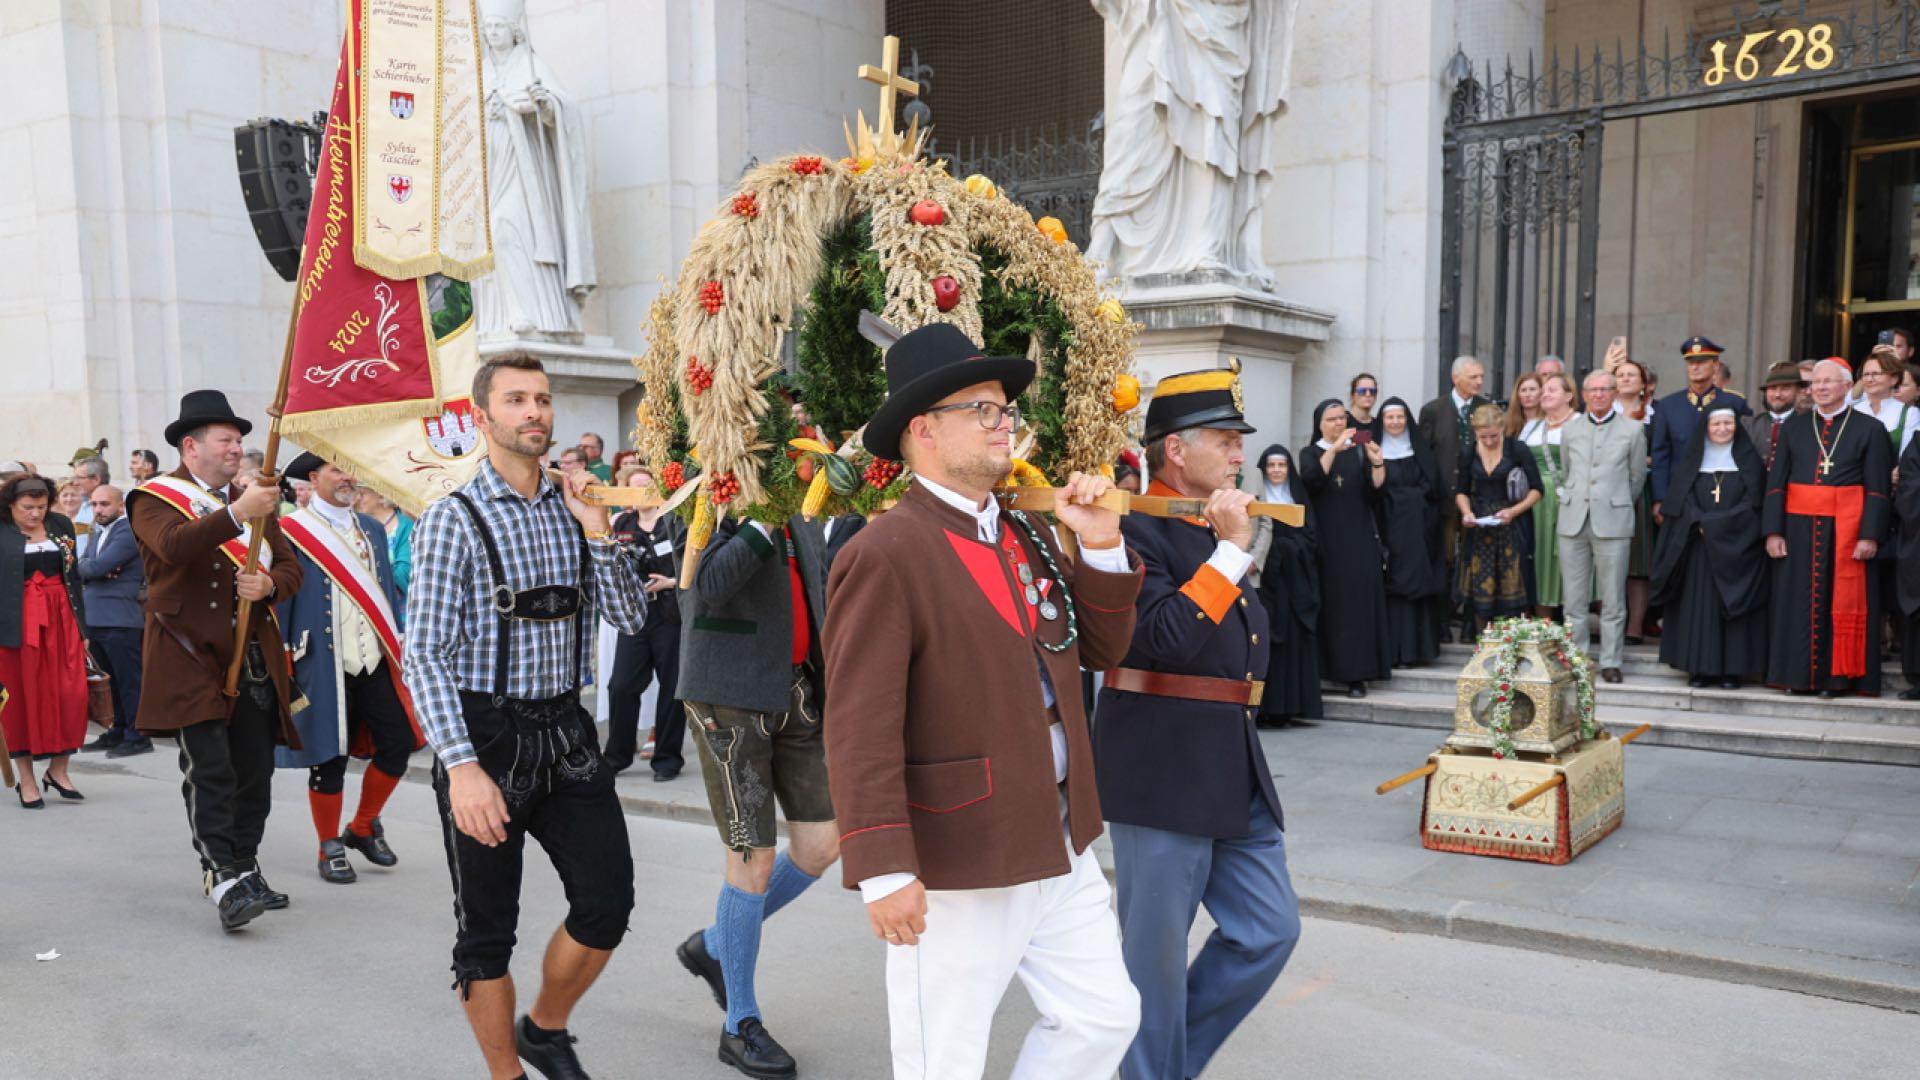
[823,481,1142,891]
[127,467,303,740]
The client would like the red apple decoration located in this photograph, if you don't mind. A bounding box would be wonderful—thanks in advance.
[930,275,961,311]
[910,200,946,227]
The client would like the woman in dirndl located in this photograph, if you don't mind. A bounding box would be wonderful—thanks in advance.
[1615,359,1659,642]
[0,473,90,808]
[1453,404,1543,637]
[1526,373,1577,617]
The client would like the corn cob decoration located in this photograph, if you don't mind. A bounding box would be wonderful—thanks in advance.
[680,490,718,589]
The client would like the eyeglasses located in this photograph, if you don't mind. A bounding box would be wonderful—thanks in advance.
[924,400,1021,430]
[1352,387,1378,397]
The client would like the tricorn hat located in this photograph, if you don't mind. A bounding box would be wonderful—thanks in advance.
[1143,365,1256,443]
[283,451,326,483]
[164,389,253,448]
[1761,360,1806,388]
[862,323,1034,462]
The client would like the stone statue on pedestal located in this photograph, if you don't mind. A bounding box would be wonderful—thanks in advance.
[476,0,595,341]
[1089,0,1297,289]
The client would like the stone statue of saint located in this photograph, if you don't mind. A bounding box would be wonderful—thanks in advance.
[1089,0,1297,289]
[475,0,595,340]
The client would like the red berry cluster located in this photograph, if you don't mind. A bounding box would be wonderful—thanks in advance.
[699,280,725,314]
[685,356,713,395]
[863,459,902,490]
[789,156,825,175]
[730,192,760,219]
[708,472,741,504]
[661,462,686,490]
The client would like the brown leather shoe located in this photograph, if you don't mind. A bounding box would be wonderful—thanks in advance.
[1601,667,1623,684]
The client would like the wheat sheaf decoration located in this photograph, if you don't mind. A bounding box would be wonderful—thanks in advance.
[632,110,1139,582]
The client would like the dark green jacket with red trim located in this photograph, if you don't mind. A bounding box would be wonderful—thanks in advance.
[823,480,1142,891]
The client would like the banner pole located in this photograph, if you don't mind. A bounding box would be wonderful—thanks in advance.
[223,294,303,698]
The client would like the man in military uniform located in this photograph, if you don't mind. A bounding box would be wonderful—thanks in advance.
[1651,336,1750,511]
[1094,369,1301,1080]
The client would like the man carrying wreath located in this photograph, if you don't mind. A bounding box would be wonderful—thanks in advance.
[823,323,1146,1079]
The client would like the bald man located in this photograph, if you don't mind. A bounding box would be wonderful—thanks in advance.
[79,484,153,756]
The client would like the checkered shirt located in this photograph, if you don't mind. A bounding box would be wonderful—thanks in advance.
[402,460,648,768]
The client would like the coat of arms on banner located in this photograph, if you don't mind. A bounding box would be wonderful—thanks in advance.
[388,175,413,204]
[389,91,414,119]
[423,398,480,458]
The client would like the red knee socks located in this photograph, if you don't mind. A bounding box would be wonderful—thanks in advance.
[309,790,343,854]
[347,765,403,837]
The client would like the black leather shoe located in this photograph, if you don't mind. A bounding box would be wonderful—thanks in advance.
[678,929,727,1009]
[517,1014,590,1080]
[243,864,290,910]
[1347,682,1367,699]
[653,769,680,782]
[42,772,84,801]
[341,819,398,867]
[212,870,267,932]
[318,838,357,884]
[1818,689,1839,699]
[719,1017,797,1079]
[1719,679,1741,690]
[1900,685,1920,701]
[1601,667,1624,684]
[82,733,123,752]
[106,738,153,758]
[1687,675,1709,688]
[15,784,44,810]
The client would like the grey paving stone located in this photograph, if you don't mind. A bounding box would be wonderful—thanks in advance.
[1747,895,1920,966]
[1564,872,1780,938]
[1838,812,1920,863]
[1675,797,1858,849]
[1640,763,1806,803]
[1783,777,1920,818]
[1288,837,1436,889]
[1710,844,1920,905]
[1562,829,1747,883]
[1396,850,1608,915]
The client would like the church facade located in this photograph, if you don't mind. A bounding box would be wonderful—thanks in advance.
[3,0,1916,464]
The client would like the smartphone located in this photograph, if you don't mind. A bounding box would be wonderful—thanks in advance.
[1611,335,1628,353]
[1880,329,1899,346]
[1352,429,1372,446]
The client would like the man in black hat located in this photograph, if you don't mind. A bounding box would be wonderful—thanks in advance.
[1651,336,1750,512]
[126,390,303,931]
[272,452,422,885]
[824,322,1144,1078]
[1095,366,1299,1080]
[1746,361,1807,470]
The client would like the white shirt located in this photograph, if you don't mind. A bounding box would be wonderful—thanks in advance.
[189,470,270,571]
[1861,396,1918,455]
[1451,389,1472,413]
[859,475,1132,905]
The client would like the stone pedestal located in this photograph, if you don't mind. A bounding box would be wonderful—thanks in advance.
[1120,271,1334,455]
[479,335,636,454]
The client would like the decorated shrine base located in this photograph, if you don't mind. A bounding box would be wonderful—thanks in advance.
[1418,737,1626,865]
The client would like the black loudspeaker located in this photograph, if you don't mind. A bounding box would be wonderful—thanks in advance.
[234,118,317,282]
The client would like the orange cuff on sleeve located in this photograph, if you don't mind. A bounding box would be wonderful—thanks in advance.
[1179,563,1239,624]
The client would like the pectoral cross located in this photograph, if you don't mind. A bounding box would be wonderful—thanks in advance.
[1334,474,1345,488]
[1711,474,1723,505]
[858,35,920,137]
[1820,458,1834,477]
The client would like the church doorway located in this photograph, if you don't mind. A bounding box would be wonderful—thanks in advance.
[1802,91,1920,358]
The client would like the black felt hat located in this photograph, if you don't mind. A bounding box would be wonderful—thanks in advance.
[164,389,253,448]
[1143,366,1256,443]
[863,323,1033,462]
[283,451,326,483]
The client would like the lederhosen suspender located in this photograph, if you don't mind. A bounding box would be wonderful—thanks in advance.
[448,492,592,706]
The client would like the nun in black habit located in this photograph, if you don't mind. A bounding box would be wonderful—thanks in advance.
[1651,407,1769,688]
[1300,398,1394,696]
[1252,444,1323,726]
[1375,397,1445,666]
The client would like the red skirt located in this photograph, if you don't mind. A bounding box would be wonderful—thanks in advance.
[0,572,89,760]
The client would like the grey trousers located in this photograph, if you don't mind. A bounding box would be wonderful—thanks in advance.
[1560,525,1629,668]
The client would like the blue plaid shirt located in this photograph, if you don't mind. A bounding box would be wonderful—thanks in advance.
[403,460,649,768]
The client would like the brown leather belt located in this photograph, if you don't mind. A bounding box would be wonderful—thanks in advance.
[1105,667,1263,709]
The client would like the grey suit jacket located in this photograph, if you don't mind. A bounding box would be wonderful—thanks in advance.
[79,514,145,629]
[1744,411,1791,471]
[677,515,829,714]
[1557,413,1648,539]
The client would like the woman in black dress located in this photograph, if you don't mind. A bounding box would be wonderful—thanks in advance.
[1453,404,1543,637]
[1252,445,1322,726]
[1376,398,1444,666]
[1300,399,1392,697]
[1651,408,1767,688]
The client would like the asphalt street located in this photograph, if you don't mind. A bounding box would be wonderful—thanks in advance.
[3,754,1915,1079]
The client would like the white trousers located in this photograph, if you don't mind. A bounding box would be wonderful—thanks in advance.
[886,843,1141,1080]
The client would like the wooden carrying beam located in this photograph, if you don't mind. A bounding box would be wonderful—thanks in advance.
[1506,773,1565,812]
[1375,762,1438,795]
[579,483,1307,526]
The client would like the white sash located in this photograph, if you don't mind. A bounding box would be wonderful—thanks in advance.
[280,507,403,666]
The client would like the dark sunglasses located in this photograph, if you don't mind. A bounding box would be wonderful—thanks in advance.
[1352,387,1378,397]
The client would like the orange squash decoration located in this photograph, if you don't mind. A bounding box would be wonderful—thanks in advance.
[1036,216,1068,244]
[1111,373,1141,413]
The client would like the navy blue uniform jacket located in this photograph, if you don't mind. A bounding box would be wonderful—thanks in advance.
[1650,387,1749,502]
[1094,501,1282,839]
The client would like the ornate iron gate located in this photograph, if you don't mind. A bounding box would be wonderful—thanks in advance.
[1438,0,1920,390]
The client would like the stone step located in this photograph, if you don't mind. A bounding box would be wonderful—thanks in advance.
[1374,665,1920,725]
[1432,641,1907,681]
[1322,689,1920,767]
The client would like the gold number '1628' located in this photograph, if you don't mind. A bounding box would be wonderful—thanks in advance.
[1704,23,1835,86]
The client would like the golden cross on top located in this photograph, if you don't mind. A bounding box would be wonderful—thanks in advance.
[858,35,919,136]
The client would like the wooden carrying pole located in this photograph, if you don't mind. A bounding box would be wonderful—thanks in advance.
[581,483,1309,526]
[222,299,301,697]
[1505,724,1651,811]
[1375,761,1437,795]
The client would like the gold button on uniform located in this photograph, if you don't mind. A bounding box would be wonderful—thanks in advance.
[1251,633,1260,645]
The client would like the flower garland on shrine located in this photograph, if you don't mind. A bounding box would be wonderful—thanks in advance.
[1479,616,1598,759]
[631,115,1140,576]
